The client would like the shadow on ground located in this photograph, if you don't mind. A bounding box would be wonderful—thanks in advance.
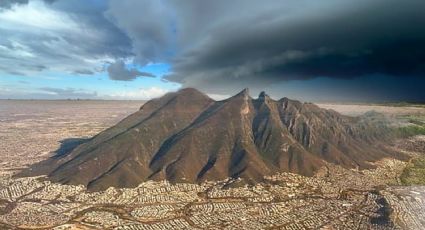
[15,137,90,177]
[52,137,90,158]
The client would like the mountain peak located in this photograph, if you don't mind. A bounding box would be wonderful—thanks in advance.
[175,87,206,97]
[233,88,250,100]
[258,91,270,101]
[171,88,212,102]
[25,88,403,191]
[239,88,249,95]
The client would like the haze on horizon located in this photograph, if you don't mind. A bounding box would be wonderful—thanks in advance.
[0,0,424,102]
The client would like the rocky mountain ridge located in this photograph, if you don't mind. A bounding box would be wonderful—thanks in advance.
[23,88,404,191]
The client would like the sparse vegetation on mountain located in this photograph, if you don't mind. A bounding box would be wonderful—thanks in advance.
[23,88,406,191]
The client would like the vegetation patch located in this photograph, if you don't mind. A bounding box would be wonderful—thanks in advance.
[400,157,425,185]
[396,125,425,138]
[394,115,425,138]
[375,102,425,108]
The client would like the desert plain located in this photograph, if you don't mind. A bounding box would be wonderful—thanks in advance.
[0,99,424,230]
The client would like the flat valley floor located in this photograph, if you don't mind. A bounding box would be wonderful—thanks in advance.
[0,100,424,230]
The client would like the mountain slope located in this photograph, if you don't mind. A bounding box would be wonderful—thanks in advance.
[23,88,404,191]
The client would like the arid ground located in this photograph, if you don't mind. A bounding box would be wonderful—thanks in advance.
[0,100,143,174]
[0,100,424,229]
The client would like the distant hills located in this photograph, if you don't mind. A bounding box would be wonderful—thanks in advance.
[23,88,406,191]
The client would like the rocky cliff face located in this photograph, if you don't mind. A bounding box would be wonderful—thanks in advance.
[24,88,403,191]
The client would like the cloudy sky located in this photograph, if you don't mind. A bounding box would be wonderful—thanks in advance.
[0,0,424,102]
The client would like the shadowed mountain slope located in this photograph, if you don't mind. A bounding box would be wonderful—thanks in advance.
[22,88,405,191]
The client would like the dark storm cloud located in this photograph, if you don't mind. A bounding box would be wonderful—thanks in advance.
[105,0,176,65]
[104,0,425,95]
[2,0,425,100]
[157,0,425,94]
[107,60,155,81]
[49,0,132,57]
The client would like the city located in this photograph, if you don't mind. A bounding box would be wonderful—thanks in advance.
[1,98,425,229]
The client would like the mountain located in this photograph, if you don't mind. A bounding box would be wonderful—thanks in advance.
[22,88,404,191]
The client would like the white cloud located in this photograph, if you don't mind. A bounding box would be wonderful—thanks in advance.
[0,0,78,31]
[0,0,132,76]
[0,85,98,99]
[207,93,230,101]
[108,87,170,100]
[0,41,34,58]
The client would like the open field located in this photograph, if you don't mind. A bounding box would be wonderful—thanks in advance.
[0,100,424,229]
[318,103,425,137]
[316,103,425,117]
[0,100,143,174]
